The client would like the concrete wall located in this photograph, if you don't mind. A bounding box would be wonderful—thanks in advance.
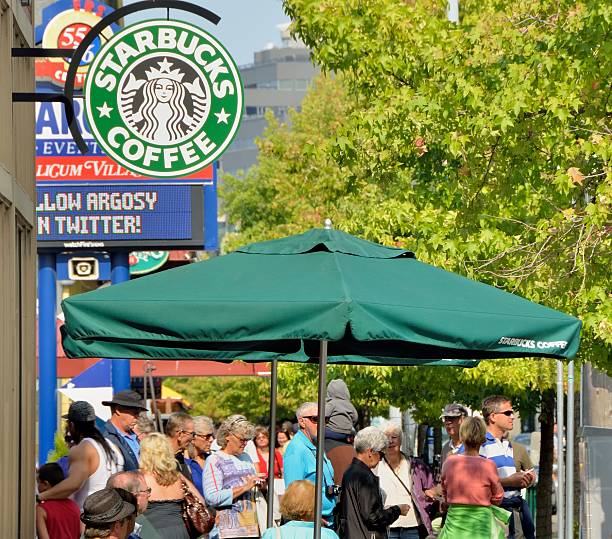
[0,0,37,535]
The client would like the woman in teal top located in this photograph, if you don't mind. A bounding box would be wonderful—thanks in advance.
[261,480,339,539]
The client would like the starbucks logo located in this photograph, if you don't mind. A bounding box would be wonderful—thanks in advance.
[84,20,243,178]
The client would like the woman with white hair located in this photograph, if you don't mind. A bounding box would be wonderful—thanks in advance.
[338,427,411,539]
[375,423,437,538]
[203,415,261,539]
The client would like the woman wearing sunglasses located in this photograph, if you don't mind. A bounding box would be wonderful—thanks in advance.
[186,415,215,497]
[203,415,261,539]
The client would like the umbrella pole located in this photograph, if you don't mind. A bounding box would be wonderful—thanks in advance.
[566,360,575,538]
[556,360,565,539]
[266,359,278,528]
[314,340,328,539]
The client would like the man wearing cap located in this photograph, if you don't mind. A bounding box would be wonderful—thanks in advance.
[423,403,468,503]
[103,390,148,471]
[81,487,136,539]
[440,403,469,464]
[38,401,124,508]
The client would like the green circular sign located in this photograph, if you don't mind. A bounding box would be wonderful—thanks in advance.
[129,251,169,275]
[84,20,243,178]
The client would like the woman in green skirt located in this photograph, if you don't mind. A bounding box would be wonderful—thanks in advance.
[439,417,510,538]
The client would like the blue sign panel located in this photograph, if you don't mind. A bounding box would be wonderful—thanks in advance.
[36,185,203,249]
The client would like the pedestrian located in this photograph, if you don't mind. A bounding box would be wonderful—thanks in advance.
[439,416,507,538]
[325,379,358,439]
[439,404,469,463]
[36,462,81,539]
[38,401,124,508]
[186,415,215,496]
[424,403,469,503]
[140,432,205,539]
[253,426,284,481]
[80,487,136,539]
[376,424,437,539]
[283,402,337,527]
[261,480,340,539]
[103,390,148,471]
[253,425,285,523]
[275,428,292,456]
[338,426,410,539]
[165,412,195,482]
[134,413,156,442]
[203,415,261,539]
[107,471,152,539]
[478,395,536,539]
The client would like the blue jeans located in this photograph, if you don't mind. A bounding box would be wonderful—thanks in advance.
[389,527,420,539]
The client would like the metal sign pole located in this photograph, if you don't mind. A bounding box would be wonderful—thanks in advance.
[110,251,130,392]
[38,253,57,464]
[557,360,565,539]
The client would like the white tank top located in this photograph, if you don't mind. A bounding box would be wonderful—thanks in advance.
[72,437,124,508]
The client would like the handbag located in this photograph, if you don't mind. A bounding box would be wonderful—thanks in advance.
[180,476,215,538]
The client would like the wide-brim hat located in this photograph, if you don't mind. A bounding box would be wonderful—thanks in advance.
[102,389,147,411]
[81,488,135,526]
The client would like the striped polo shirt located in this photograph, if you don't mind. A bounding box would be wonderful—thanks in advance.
[480,431,518,498]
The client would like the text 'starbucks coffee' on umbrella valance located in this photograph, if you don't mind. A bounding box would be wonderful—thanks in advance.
[84,20,243,178]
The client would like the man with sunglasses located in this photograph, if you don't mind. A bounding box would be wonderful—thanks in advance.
[480,395,535,539]
[284,402,337,527]
[165,411,195,482]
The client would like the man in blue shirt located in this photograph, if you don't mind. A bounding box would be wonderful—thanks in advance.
[103,390,148,471]
[284,401,336,526]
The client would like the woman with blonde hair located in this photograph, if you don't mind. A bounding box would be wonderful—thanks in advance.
[439,417,509,538]
[140,433,205,539]
[261,480,339,539]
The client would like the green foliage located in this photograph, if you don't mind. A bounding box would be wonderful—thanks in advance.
[164,374,313,424]
[217,0,611,420]
[47,428,69,463]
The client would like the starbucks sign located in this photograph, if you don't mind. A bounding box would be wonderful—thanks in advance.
[84,20,242,178]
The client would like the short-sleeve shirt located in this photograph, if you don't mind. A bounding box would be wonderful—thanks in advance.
[480,432,519,498]
[203,451,259,539]
[37,499,80,539]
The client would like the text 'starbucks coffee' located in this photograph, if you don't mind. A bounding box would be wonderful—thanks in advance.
[84,20,243,177]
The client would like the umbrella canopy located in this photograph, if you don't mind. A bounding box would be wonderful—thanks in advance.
[61,228,581,363]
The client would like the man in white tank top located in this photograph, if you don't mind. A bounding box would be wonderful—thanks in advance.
[38,401,125,508]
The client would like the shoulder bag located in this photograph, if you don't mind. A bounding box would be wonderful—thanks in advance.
[180,476,215,538]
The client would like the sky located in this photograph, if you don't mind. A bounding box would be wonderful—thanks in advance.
[124,0,291,66]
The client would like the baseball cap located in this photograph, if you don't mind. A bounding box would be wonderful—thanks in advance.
[440,403,469,420]
[63,401,96,422]
[81,488,136,526]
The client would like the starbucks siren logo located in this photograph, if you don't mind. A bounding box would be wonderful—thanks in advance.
[84,20,243,177]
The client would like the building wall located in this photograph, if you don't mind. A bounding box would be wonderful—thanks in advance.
[0,0,37,536]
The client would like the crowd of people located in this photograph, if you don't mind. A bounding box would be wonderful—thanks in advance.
[35,383,536,539]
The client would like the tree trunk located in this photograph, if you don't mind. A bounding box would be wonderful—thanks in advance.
[536,389,555,538]
[417,424,429,464]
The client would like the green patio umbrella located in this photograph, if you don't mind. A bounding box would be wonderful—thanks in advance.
[60,228,581,535]
[61,228,580,362]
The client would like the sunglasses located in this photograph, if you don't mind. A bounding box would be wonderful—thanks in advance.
[179,430,196,438]
[302,415,321,423]
[195,433,214,440]
[496,409,515,416]
[138,487,152,496]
